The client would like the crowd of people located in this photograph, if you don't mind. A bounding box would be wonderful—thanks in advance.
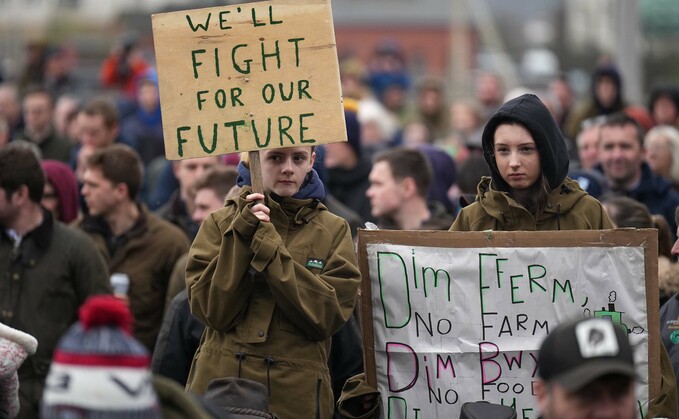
[1,33,679,419]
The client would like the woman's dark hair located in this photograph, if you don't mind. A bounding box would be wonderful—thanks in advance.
[652,214,672,259]
[526,174,551,219]
[603,196,653,228]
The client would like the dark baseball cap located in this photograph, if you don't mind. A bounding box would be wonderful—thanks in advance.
[537,318,636,391]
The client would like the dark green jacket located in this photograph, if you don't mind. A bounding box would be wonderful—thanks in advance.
[15,128,72,163]
[0,211,111,418]
[80,205,189,351]
[451,177,613,231]
[186,188,361,419]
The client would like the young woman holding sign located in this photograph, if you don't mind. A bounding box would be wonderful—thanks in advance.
[450,94,612,231]
[184,145,361,419]
[450,94,677,418]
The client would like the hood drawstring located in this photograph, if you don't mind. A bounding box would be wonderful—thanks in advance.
[264,357,276,396]
[294,199,321,225]
[235,352,247,377]
[556,203,562,230]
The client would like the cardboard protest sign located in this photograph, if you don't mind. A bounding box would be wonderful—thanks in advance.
[357,229,659,419]
[152,0,346,160]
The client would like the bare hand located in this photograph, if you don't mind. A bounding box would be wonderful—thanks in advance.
[246,193,270,223]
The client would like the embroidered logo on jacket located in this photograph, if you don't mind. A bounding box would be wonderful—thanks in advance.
[305,258,325,270]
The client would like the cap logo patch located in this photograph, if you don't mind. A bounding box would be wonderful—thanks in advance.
[306,258,324,270]
[575,319,619,358]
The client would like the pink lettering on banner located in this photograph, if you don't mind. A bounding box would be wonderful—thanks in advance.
[386,342,418,392]
[479,341,501,384]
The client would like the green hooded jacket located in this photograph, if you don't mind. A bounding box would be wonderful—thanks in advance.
[186,187,361,419]
[450,94,674,419]
[451,176,613,231]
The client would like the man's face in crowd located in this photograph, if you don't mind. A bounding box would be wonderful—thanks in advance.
[599,124,644,188]
[77,113,116,148]
[137,82,160,113]
[652,95,678,125]
[81,167,121,217]
[24,93,53,136]
[324,142,356,170]
[192,188,224,224]
[672,219,679,257]
[644,134,673,179]
[476,73,503,106]
[577,125,600,171]
[0,86,20,123]
[174,157,220,197]
[366,161,404,219]
[0,187,20,228]
[535,375,635,419]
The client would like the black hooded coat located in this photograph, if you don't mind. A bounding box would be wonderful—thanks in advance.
[450,94,612,231]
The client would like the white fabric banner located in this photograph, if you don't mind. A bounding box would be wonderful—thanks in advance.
[366,244,648,419]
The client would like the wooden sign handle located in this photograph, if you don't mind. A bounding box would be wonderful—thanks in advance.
[248,150,264,203]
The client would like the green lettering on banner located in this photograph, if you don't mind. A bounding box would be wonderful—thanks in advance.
[261,40,281,71]
[230,88,243,107]
[196,90,208,110]
[299,113,315,144]
[552,279,574,303]
[251,119,271,148]
[268,5,282,25]
[223,120,245,151]
[218,10,232,30]
[251,7,265,27]
[155,1,345,158]
[510,275,524,304]
[528,265,547,293]
[278,116,294,145]
[232,44,252,74]
[191,49,206,79]
[377,251,411,329]
[298,79,312,99]
[197,124,218,154]
[186,13,211,32]
[176,126,190,157]
[288,38,304,67]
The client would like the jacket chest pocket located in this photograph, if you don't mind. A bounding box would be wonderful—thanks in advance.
[39,279,78,322]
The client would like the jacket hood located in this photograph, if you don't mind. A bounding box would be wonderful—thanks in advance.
[327,156,372,187]
[591,64,624,114]
[482,94,569,192]
[236,160,325,201]
[41,159,80,224]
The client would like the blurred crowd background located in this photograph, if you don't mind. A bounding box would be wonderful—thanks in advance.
[0,0,677,101]
[0,0,678,212]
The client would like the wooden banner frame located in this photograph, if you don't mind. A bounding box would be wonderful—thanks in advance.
[357,228,660,413]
